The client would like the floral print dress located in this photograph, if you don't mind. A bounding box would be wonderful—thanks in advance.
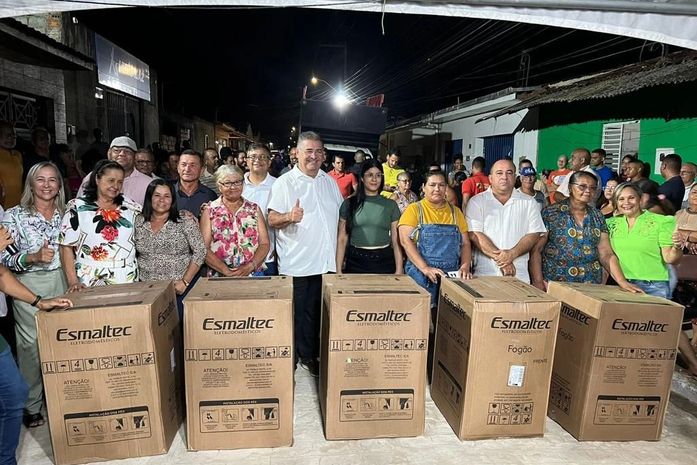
[59,197,141,286]
[205,197,262,277]
[541,199,608,283]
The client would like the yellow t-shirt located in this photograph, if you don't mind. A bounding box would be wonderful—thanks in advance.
[399,199,468,235]
[0,147,23,209]
[381,163,405,197]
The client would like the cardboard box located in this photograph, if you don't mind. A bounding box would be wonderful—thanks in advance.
[432,277,561,440]
[546,282,684,441]
[319,274,430,440]
[36,281,182,465]
[184,276,294,450]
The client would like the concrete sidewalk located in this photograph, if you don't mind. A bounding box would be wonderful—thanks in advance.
[18,368,697,465]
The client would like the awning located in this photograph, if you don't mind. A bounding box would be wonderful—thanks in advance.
[477,51,697,121]
[0,18,93,70]
[2,1,697,50]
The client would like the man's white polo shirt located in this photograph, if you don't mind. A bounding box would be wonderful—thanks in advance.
[243,172,277,264]
[466,188,546,283]
[267,166,343,277]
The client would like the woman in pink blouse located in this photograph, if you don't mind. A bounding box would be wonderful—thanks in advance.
[200,165,270,277]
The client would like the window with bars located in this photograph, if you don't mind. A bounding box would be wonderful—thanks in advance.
[601,121,640,171]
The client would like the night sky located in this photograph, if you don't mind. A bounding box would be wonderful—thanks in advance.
[75,7,673,145]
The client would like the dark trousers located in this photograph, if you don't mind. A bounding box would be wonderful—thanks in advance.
[292,275,323,362]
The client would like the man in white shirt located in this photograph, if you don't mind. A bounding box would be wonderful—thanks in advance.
[243,143,277,275]
[77,136,152,206]
[466,158,546,283]
[267,131,343,377]
[553,148,600,203]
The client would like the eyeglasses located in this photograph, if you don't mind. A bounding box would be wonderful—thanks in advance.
[246,156,269,162]
[571,183,598,192]
[219,180,243,188]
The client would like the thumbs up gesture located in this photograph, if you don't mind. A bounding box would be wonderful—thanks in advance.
[32,240,55,264]
[289,199,304,223]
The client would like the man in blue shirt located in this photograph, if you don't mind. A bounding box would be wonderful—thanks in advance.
[590,148,614,189]
[175,149,217,217]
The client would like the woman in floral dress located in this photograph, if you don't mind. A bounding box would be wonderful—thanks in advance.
[200,165,270,277]
[59,160,140,290]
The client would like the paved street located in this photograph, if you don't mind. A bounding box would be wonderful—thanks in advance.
[18,368,697,465]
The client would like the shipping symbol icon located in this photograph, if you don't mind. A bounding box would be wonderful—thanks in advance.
[212,349,225,361]
[84,358,99,371]
[42,362,56,374]
[279,346,291,358]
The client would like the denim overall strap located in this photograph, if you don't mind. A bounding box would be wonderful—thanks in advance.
[405,201,462,307]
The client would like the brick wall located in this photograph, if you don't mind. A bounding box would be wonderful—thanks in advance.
[0,56,67,142]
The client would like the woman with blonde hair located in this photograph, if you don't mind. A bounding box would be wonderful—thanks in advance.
[1,161,67,428]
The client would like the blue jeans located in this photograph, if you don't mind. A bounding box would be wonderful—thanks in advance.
[629,280,671,299]
[262,261,278,277]
[0,343,28,465]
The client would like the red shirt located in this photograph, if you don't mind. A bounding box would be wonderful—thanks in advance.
[461,172,490,197]
[328,170,357,199]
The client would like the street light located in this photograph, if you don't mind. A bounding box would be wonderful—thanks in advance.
[310,75,356,109]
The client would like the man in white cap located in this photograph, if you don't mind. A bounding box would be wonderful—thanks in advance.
[77,136,153,206]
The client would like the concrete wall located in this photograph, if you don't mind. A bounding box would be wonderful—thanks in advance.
[0,56,67,142]
[440,108,538,169]
[385,100,538,171]
[193,116,215,153]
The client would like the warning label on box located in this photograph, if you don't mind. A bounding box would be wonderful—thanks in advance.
[64,406,151,446]
[199,398,280,433]
[549,379,572,415]
[486,401,534,426]
[339,389,414,422]
[593,395,660,425]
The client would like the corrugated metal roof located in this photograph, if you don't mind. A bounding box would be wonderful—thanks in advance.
[479,51,697,121]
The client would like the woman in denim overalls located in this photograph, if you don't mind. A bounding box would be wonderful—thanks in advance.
[399,171,473,310]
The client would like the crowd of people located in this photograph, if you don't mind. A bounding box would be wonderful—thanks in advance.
[1,122,697,465]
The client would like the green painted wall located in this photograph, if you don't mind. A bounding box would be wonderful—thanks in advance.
[537,118,697,182]
[537,121,604,171]
[639,119,697,181]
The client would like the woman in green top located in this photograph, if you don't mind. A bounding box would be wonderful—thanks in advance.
[336,159,403,274]
[607,182,697,376]
[606,182,682,298]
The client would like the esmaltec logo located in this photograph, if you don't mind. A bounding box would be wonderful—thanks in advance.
[202,317,274,331]
[346,309,412,323]
[611,319,667,333]
[561,304,590,325]
[56,325,133,341]
[491,317,553,331]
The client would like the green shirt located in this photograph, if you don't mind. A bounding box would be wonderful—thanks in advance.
[607,211,675,281]
[340,195,401,248]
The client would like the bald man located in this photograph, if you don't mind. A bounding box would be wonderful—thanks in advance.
[466,159,546,283]
[553,148,600,203]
